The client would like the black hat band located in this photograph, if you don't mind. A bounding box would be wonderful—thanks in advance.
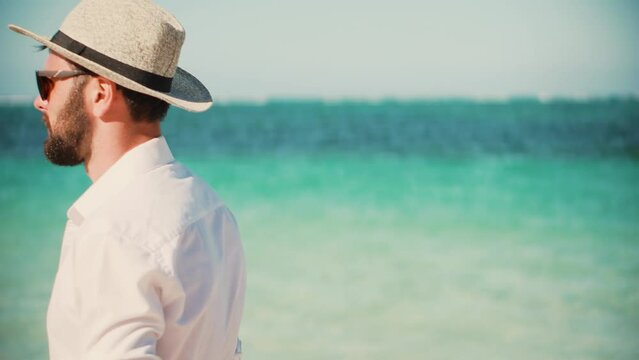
[51,31,173,92]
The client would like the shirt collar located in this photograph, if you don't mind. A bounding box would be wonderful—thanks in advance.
[67,136,175,226]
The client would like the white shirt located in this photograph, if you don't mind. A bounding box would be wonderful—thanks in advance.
[47,137,245,360]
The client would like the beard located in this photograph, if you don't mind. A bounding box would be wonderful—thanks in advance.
[43,79,92,166]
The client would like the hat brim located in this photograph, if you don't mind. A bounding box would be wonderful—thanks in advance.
[9,24,213,112]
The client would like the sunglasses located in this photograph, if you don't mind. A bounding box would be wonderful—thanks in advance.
[35,70,90,100]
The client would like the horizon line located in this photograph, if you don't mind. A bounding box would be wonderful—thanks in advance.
[1,93,638,106]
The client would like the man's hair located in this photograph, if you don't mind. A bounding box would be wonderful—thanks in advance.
[68,61,170,123]
[115,84,170,123]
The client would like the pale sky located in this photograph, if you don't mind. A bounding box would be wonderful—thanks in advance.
[1,0,638,101]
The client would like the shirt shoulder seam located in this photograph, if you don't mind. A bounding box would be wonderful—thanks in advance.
[136,203,226,276]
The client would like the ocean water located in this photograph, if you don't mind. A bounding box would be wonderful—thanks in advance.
[0,99,638,359]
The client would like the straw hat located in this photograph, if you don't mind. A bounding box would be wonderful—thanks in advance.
[8,0,213,112]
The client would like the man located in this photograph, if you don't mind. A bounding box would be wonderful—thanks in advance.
[8,1,246,359]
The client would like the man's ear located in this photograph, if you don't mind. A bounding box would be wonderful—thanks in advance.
[87,76,117,119]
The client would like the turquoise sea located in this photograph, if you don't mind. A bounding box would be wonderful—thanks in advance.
[1,98,638,359]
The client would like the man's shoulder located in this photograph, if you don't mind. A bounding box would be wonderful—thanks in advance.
[85,161,229,245]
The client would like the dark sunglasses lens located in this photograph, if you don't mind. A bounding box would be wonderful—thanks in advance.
[36,75,52,100]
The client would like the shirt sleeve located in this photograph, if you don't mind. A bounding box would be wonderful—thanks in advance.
[72,228,175,360]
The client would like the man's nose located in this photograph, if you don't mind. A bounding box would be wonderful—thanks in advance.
[33,95,47,112]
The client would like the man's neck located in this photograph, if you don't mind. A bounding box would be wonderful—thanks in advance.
[84,122,162,182]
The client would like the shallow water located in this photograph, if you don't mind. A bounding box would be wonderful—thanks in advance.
[1,100,638,359]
